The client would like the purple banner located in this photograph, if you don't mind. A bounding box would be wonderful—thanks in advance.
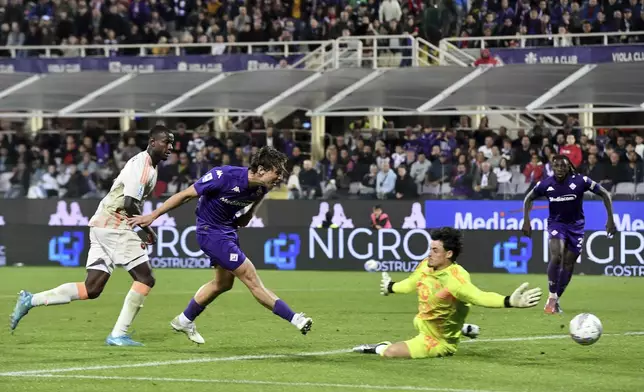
[491,45,644,65]
[0,54,304,73]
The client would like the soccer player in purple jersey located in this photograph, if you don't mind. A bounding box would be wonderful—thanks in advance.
[127,146,313,344]
[522,155,616,314]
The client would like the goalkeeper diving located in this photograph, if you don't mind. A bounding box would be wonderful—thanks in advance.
[353,227,542,359]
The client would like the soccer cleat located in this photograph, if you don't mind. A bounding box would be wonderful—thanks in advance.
[353,341,392,354]
[291,312,313,335]
[544,298,559,315]
[10,290,34,332]
[554,302,564,314]
[105,334,144,347]
[462,323,480,339]
[170,316,205,344]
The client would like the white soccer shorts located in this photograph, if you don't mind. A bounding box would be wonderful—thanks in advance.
[86,227,149,275]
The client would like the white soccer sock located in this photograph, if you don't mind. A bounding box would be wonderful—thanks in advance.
[178,313,192,326]
[31,283,87,306]
[548,293,559,300]
[111,288,147,337]
[375,344,389,355]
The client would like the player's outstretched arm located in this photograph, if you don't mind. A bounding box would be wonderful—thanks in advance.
[592,183,617,236]
[453,281,542,309]
[128,185,198,228]
[381,259,427,296]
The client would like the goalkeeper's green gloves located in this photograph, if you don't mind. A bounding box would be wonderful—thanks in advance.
[380,272,394,296]
[506,282,542,308]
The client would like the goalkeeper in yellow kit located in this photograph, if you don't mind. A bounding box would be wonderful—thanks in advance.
[353,227,542,359]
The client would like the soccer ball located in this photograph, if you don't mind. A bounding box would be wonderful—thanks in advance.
[364,259,380,272]
[569,313,603,346]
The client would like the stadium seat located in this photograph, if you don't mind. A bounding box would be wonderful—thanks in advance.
[348,182,361,195]
[510,165,521,173]
[515,182,530,194]
[0,172,12,192]
[511,173,526,185]
[440,183,453,195]
[636,183,644,195]
[614,182,636,196]
[422,184,440,195]
[498,182,516,196]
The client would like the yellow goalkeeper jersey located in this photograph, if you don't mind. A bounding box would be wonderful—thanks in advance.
[392,259,506,345]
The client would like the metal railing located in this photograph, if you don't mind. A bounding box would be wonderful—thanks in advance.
[442,31,644,49]
[439,31,644,65]
[0,40,331,59]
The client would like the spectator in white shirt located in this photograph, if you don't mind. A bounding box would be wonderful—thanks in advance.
[40,164,61,198]
[187,132,205,158]
[554,26,574,47]
[410,151,431,189]
[494,158,513,184]
[287,165,302,199]
[391,145,406,168]
[212,35,226,55]
[478,136,495,159]
[379,0,402,23]
[635,135,644,159]
[376,160,397,199]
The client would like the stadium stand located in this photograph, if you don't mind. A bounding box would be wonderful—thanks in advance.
[2,117,643,201]
[0,0,643,201]
[0,0,641,55]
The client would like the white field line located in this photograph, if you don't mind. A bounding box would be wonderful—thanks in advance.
[0,349,351,376]
[1,332,642,377]
[23,374,505,392]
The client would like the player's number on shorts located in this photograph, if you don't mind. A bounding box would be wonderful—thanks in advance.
[577,237,583,248]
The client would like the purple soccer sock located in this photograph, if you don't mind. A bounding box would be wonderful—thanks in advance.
[182,298,206,322]
[272,299,296,322]
[547,261,560,295]
[557,267,574,297]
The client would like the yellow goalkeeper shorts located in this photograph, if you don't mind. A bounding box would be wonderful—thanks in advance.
[404,333,456,359]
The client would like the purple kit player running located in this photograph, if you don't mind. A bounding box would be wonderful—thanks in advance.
[127,146,312,344]
[522,155,616,314]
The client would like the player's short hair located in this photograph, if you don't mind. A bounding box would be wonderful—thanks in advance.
[552,154,578,175]
[149,124,171,140]
[250,146,288,177]
[430,227,463,261]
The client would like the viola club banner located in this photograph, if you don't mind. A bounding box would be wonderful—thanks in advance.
[0,54,304,74]
[491,45,644,65]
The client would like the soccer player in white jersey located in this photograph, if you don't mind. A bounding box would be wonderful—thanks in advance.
[10,125,174,346]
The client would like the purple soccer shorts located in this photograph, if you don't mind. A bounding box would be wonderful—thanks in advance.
[197,233,247,271]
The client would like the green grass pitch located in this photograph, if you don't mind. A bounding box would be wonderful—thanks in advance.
[1,267,643,392]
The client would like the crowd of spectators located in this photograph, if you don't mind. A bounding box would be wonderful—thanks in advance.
[0,0,426,57]
[0,0,642,58]
[458,0,644,48]
[286,115,644,200]
[0,119,302,198]
[1,115,644,200]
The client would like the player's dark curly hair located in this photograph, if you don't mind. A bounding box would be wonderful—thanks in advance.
[430,227,463,261]
[552,154,578,175]
[250,146,288,177]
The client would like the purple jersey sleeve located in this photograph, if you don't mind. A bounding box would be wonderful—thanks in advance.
[532,179,548,197]
[582,175,600,193]
[194,169,227,196]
